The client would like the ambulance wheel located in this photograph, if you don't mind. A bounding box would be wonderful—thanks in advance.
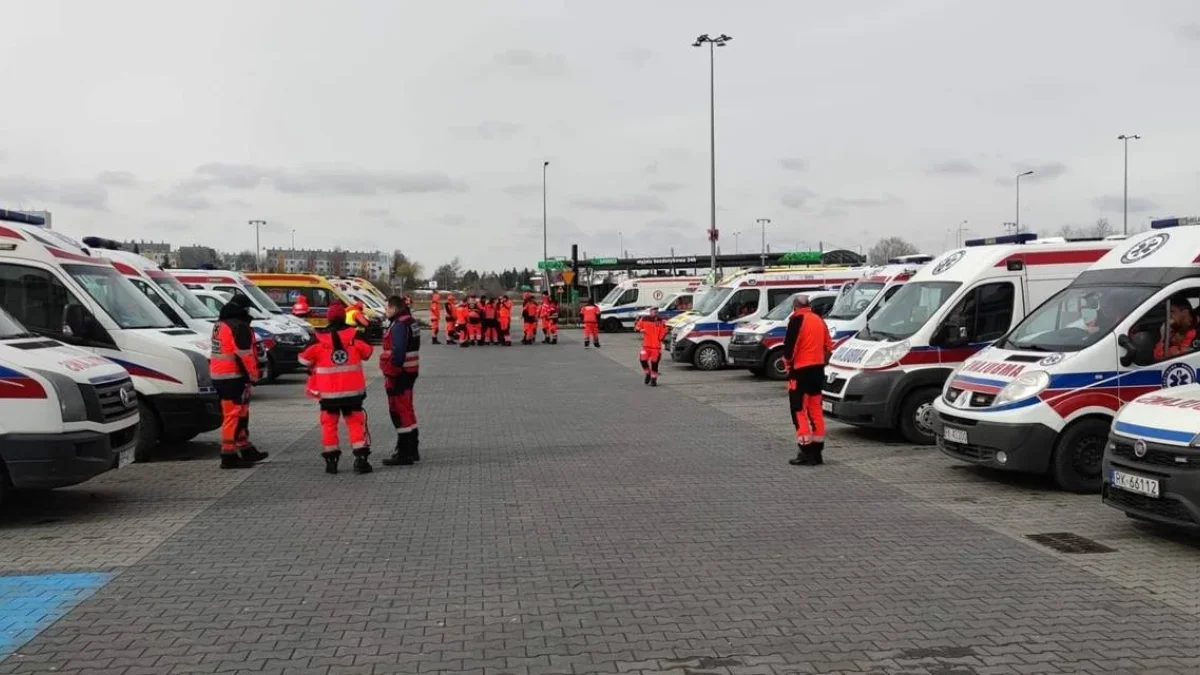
[134,399,160,462]
[749,366,766,378]
[264,355,280,383]
[601,318,622,333]
[0,464,9,505]
[766,348,789,381]
[1051,418,1108,493]
[898,387,939,445]
[693,343,724,371]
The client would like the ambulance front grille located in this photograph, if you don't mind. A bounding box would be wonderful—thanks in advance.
[1110,440,1199,469]
[80,377,138,424]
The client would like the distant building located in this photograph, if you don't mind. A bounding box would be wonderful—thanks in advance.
[265,248,390,280]
[123,240,178,268]
[177,245,219,269]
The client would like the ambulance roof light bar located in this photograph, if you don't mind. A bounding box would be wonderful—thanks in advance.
[964,232,1038,247]
[81,236,125,250]
[0,209,46,226]
[1151,217,1200,229]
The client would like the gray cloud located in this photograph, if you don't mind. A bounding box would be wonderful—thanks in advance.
[1092,195,1160,213]
[152,191,212,211]
[779,158,808,172]
[780,187,817,209]
[503,183,543,196]
[361,208,390,218]
[999,161,1068,185]
[820,207,849,219]
[455,121,521,140]
[643,161,659,175]
[195,162,275,189]
[227,198,253,209]
[571,194,666,212]
[176,163,468,196]
[434,214,470,227]
[926,159,978,176]
[148,219,195,233]
[1177,24,1200,41]
[0,175,108,210]
[827,194,903,208]
[493,49,567,77]
[96,170,138,187]
[621,47,653,67]
[648,182,686,193]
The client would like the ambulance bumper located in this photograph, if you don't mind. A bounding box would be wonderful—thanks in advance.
[1103,436,1200,529]
[671,339,697,363]
[0,425,139,489]
[821,370,900,429]
[152,393,222,435]
[728,343,767,369]
[932,411,1057,473]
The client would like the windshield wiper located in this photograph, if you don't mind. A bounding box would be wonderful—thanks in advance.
[0,332,40,340]
[1006,341,1050,352]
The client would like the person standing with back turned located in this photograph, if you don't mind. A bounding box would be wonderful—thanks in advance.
[429,290,442,345]
[580,297,601,348]
[781,295,833,466]
[380,295,421,466]
[634,307,668,386]
[299,301,375,474]
[209,295,268,469]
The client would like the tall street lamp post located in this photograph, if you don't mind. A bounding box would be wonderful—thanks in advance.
[1118,134,1141,235]
[756,218,770,267]
[249,219,266,272]
[1015,171,1033,233]
[542,161,549,285]
[693,33,731,277]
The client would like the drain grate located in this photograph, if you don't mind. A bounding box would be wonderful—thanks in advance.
[1026,532,1116,554]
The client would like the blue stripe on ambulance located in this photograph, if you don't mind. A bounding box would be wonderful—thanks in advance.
[1113,421,1195,444]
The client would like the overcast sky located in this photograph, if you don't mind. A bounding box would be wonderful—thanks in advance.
[2,0,1199,271]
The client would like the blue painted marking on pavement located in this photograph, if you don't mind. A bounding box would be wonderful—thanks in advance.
[0,572,112,659]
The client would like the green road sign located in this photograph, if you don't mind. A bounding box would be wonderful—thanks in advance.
[537,260,565,270]
[777,251,823,264]
[587,257,619,266]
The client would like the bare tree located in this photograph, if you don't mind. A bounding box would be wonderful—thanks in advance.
[1091,217,1115,238]
[1056,224,1077,239]
[867,237,918,265]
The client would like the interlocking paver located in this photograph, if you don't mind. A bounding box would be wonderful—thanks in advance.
[1,336,1199,673]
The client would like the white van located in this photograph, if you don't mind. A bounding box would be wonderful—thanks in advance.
[822,233,1119,445]
[726,290,839,379]
[598,276,705,332]
[0,219,221,459]
[669,267,860,370]
[171,269,315,339]
[633,291,699,325]
[934,219,1200,492]
[0,305,139,499]
[824,263,924,347]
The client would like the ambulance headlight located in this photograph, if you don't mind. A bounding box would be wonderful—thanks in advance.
[675,322,695,340]
[863,340,910,368]
[993,370,1050,406]
[31,369,89,423]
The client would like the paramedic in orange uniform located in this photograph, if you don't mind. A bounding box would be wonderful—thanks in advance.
[521,292,538,344]
[466,297,483,345]
[580,297,601,348]
[634,307,669,386]
[209,295,268,469]
[781,294,834,466]
[454,298,470,347]
[380,295,421,466]
[429,291,442,344]
[482,296,498,345]
[498,296,513,346]
[444,293,458,344]
[539,292,559,344]
[1152,295,1198,360]
[298,301,375,475]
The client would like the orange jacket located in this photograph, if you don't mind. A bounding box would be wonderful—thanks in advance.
[299,326,373,401]
[430,293,441,318]
[210,318,259,382]
[454,304,469,324]
[635,316,668,349]
[482,303,497,320]
[498,301,512,327]
[522,300,538,322]
[580,305,600,325]
[782,307,833,371]
[1154,326,1198,360]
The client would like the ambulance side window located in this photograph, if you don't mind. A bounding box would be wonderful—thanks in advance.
[767,288,795,311]
[614,288,638,305]
[720,289,760,320]
[309,288,334,307]
[129,278,184,327]
[1130,287,1200,364]
[937,282,1015,346]
[811,295,835,317]
[0,263,111,345]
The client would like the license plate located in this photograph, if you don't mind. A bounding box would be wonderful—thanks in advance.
[943,427,969,444]
[118,447,136,468]
[1110,469,1160,498]
[821,400,833,412]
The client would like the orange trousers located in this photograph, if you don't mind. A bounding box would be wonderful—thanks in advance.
[468,322,482,342]
[523,320,537,341]
[788,380,826,445]
[542,318,558,338]
[219,398,250,452]
[320,408,369,452]
[430,314,440,338]
[583,323,599,342]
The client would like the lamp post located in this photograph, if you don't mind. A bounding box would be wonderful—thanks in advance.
[290,228,295,249]
[956,220,969,248]
[1015,171,1033,233]
[618,230,624,258]
[249,219,266,271]
[733,230,742,254]
[542,160,549,283]
[693,33,732,277]
[756,218,770,266]
[1118,134,1141,235]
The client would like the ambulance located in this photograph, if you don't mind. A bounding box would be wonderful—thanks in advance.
[0,215,220,460]
[332,277,388,307]
[1102,384,1200,529]
[822,233,1117,446]
[669,267,860,370]
[171,269,316,339]
[933,219,1200,492]
[633,290,698,324]
[823,262,926,347]
[0,304,140,499]
[597,276,706,332]
[245,273,383,342]
[726,290,839,379]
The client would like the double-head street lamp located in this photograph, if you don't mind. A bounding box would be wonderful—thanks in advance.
[249,219,266,271]
[693,33,732,276]
[1118,134,1141,235]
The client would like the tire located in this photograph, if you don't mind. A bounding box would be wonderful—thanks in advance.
[134,399,160,462]
[748,366,766,378]
[1051,418,1109,493]
[693,343,725,371]
[161,431,200,445]
[264,355,280,383]
[765,348,789,381]
[898,387,939,445]
[601,318,623,333]
[0,463,9,506]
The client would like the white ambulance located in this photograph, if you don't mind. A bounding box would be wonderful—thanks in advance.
[0,219,220,459]
[934,219,1200,492]
[597,276,706,332]
[171,269,316,339]
[1102,384,1200,529]
[669,267,860,370]
[822,233,1118,445]
[726,290,839,379]
[0,304,139,500]
[823,263,925,348]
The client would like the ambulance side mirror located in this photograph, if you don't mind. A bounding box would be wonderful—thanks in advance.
[62,304,108,345]
[1119,332,1157,367]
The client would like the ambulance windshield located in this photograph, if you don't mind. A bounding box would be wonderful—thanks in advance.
[64,264,175,329]
[862,281,960,341]
[242,283,284,313]
[1000,286,1155,352]
[152,276,217,320]
[600,286,625,305]
[827,282,884,320]
[694,287,733,315]
[765,296,800,320]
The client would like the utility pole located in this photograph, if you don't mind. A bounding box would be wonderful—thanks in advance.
[1118,134,1141,235]
[542,160,549,289]
[756,218,770,267]
[249,220,266,272]
[693,33,732,277]
[1015,171,1033,233]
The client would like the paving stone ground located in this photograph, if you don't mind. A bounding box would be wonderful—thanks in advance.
[2,331,1200,674]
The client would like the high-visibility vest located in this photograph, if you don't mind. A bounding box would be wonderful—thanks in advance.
[430,294,441,318]
[299,327,371,400]
[210,319,258,381]
[380,315,420,378]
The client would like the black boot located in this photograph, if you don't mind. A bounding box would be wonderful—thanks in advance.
[323,450,341,474]
[594,342,601,348]
[644,373,652,385]
[650,377,658,387]
[551,337,558,344]
[353,448,373,474]
[410,428,420,463]
[789,444,819,466]
[584,340,590,348]
[432,337,441,345]
[220,452,255,469]
[382,435,414,466]
[809,441,825,465]
[240,444,269,464]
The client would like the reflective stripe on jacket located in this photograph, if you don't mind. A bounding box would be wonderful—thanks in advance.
[299,326,373,400]
[210,319,259,381]
[381,314,420,377]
